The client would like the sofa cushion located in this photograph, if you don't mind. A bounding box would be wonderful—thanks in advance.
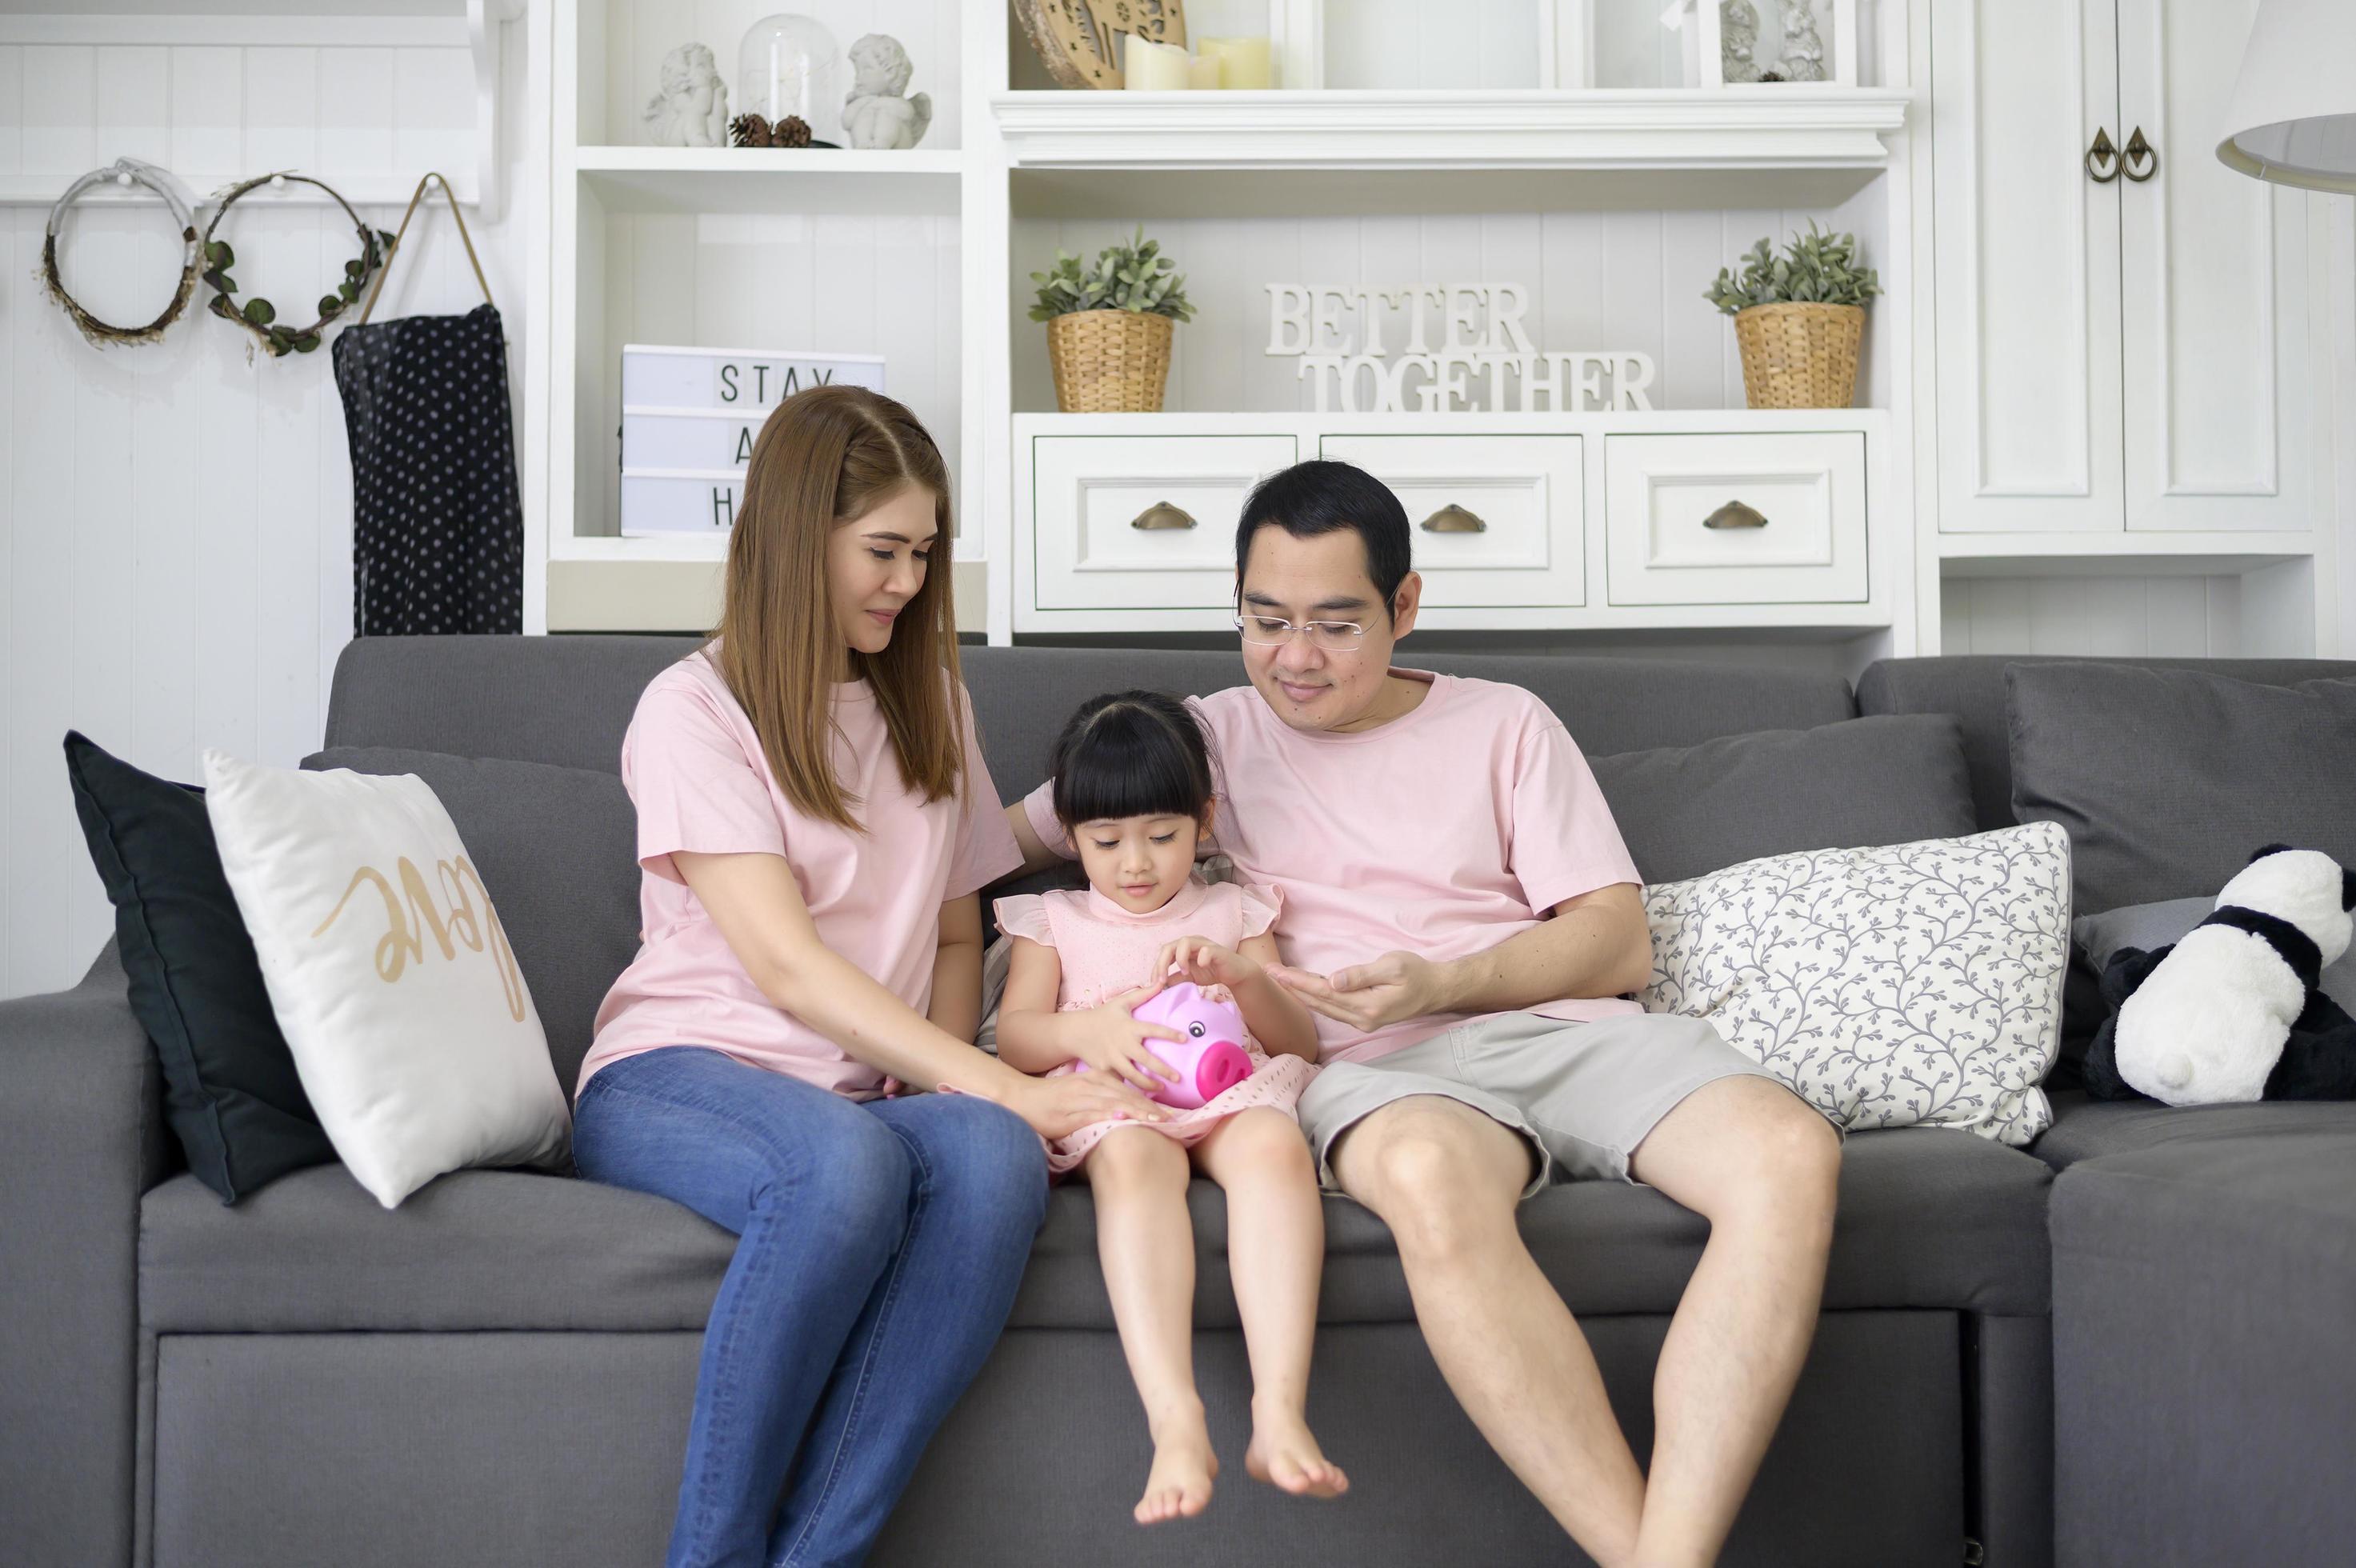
[1589,715,1974,884]
[325,638,1856,795]
[62,732,335,1203]
[1855,655,2356,832]
[2050,1122,2356,1566]
[305,748,641,1093]
[2031,1088,2356,1172]
[1159,1124,2056,1322]
[2006,662,2356,914]
[144,1122,2047,1334]
[1641,823,2070,1146]
[2077,894,2356,1015]
[139,1164,732,1334]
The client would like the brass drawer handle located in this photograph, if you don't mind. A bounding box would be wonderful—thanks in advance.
[2122,126,2158,182]
[1420,503,1486,534]
[1130,501,1196,530]
[2086,126,2120,183]
[1703,500,1770,530]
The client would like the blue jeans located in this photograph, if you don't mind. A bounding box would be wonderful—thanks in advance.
[572,1047,1048,1568]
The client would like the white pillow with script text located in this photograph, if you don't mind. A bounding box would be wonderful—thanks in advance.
[202,749,570,1206]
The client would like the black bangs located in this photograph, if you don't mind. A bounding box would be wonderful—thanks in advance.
[1049,690,1217,829]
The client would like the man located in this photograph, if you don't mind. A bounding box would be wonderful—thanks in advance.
[1006,459,1842,1567]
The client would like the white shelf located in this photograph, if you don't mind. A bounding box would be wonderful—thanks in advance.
[573,148,962,216]
[1938,531,2319,578]
[990,88,1911,172]
[554,535,730,563]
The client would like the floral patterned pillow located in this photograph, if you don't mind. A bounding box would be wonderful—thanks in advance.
[1640,822,2071,1146]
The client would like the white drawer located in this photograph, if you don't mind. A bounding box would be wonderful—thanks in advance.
[1032,434,1299,610]
[1604,432,1867,606]
[1317,434,1585,608]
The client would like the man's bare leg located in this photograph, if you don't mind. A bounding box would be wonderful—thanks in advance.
[1330,1095,1647,1566]
[1626,1076,1842,1566]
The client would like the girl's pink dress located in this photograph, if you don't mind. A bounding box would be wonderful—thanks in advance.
[993,877,1318,1176]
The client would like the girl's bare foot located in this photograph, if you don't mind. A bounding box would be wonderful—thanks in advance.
[1244,1400,1349,1499]
[1135,1403,1218,1525]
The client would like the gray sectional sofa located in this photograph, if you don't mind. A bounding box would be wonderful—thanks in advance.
[5,638,2350,1568]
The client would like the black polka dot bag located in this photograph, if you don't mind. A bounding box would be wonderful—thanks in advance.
[332,172,523,637]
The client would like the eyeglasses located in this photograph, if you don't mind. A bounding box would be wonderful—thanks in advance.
[1233,614,1368,652]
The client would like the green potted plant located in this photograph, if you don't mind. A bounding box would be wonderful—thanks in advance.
[1705,222,1882,408]
[1029,227,1196,413]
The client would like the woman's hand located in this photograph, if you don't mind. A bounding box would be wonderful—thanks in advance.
[1066,985,1189,1093]
[1152,935,1260,993]
[1006,1069,1169,1140]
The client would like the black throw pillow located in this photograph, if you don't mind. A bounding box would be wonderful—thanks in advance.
[63,732,334,1203]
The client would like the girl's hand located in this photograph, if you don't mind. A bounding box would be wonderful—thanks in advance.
[1070,984,1188,1094]
[1153,936,1259,992]
[1008,1070,1167,1140]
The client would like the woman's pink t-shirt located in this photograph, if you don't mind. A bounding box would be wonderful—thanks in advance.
[578,650,1022,1100]
[1024,670,1643,1065]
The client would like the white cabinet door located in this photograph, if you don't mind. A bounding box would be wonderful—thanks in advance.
[1317,434,1586,608]
[1931,0,2124,534]
[2117,0,2313,533]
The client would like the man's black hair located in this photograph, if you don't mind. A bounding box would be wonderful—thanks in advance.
[1232,459,1411,620]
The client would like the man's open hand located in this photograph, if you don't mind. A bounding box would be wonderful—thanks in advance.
[1269,950,1444,1034]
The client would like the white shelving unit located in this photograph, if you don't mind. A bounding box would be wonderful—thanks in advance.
[538,0,974,626]
[529,0,1930,645]
[532,2,2347,662]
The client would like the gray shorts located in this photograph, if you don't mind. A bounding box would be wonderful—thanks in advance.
[1296,1010,1830,1198]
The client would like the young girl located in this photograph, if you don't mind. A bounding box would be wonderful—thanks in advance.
[994,691,1348,1526]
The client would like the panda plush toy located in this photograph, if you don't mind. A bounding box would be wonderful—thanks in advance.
[2086,845,2356,1105]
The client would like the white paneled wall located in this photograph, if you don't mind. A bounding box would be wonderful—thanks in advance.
[0,35,474,199]
[1320,0,1542,90]
[1937,576,2252,657]
[1,25,531,1001]
[1012,202,1877,415]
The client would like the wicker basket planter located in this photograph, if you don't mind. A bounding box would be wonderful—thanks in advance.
[1732,301,1865,409]
[1046,308,1175,413]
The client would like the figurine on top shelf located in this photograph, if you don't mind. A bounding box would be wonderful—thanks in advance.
[842,34,932,150]
[643,43,730,147]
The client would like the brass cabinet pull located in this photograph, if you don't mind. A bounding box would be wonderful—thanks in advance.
[2122,126,2158,182]
[2086,126,2120,183]
[1419,503,1486,533]
[1703,500,1770,530]
[1130,501,1196,530]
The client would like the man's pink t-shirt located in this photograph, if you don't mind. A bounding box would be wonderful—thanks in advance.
[579,649,1022,1100]
[1024,670,1643,1064]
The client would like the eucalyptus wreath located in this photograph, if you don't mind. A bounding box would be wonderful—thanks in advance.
[202,172,394,357]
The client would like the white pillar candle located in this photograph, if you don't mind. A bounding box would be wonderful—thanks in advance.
[1125,35,1194,90]
[1199,36,1274,89]
[1187,52,1223,90]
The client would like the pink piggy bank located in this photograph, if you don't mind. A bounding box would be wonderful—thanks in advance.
[1130,982,1254,1110]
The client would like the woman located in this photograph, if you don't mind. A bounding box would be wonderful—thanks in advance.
[572,384,1163,1568]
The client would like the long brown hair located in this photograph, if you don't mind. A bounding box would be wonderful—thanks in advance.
[710,384,962,831]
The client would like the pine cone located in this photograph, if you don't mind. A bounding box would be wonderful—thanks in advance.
[776,115,812,148]
[729,113,772,147]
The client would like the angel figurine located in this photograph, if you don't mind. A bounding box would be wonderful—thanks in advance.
[644,43,730,147]
[841,34,932,150]
[1720,2,1762,84]
[1774,0,1827,82]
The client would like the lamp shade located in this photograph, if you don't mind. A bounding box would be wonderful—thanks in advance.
[2218,0,2356,192]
